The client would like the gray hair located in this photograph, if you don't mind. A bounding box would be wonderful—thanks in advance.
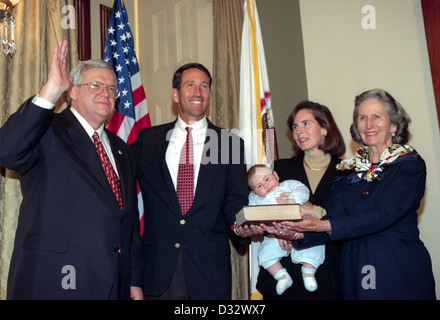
[67,60,116,104]
[350,89,411,145]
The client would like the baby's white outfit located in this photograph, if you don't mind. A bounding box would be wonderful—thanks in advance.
[249,180,325,294]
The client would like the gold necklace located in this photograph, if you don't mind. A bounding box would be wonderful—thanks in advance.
[304,159,326,172]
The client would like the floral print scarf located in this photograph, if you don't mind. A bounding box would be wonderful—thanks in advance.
[336,144,420,183]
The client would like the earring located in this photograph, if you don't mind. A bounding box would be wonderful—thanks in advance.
[392,132,396,137]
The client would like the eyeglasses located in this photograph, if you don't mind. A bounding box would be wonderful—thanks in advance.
[77,81,120,99]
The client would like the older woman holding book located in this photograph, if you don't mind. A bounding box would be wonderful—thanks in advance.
[268,90,436,300]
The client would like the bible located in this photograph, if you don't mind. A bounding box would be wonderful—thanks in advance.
[235,204,302,227]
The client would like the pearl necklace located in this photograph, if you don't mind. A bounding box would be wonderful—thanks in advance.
[304,159,327,172]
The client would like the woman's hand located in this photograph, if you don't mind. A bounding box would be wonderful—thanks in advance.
[299,201,314,215]
[260,214,331,240]
[282,215,331,233]
[260,221,304,241]
[278,237,293,251]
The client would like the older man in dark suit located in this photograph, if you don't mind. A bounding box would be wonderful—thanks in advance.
[132,63,260,300]
[0,40,143,300]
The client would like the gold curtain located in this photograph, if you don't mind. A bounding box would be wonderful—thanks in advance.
[212,0,248,300]
[211,0,244,130]
[0,0,78,299]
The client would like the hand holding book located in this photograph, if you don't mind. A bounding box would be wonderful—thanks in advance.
[235,204,302,227]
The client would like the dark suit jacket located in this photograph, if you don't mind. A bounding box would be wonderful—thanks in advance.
[301,155,436,299]
[0,97,143,300]
[132,119,248,300]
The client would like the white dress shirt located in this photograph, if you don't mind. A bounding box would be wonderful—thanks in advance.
[165,115,208,193]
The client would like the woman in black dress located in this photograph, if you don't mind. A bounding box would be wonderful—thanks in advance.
[256,101,345,300]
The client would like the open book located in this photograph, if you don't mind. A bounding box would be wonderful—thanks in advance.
[235,204,302,227]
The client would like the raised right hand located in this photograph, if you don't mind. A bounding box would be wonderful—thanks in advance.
[38,40,72,104]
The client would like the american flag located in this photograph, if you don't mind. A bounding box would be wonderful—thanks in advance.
[104,0,150,234]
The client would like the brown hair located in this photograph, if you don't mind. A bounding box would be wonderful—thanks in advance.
[172,63,212,90]
[287,101,345,157]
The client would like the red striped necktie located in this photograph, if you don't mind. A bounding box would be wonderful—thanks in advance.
[93,132,123,210]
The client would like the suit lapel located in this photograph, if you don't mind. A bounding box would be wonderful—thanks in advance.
[150,120,227,216]
[61,108,123,210]
[152,120,221,216]
[187,121,221,215]
[152,122,182,213]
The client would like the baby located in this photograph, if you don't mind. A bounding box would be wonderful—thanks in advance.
[248,164,325,294]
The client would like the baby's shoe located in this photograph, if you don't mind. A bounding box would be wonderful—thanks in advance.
[302,267,318,292]
[274,268,293,295]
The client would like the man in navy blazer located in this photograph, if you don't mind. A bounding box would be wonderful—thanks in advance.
[132,63,259,299]
[0,40,143,299]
